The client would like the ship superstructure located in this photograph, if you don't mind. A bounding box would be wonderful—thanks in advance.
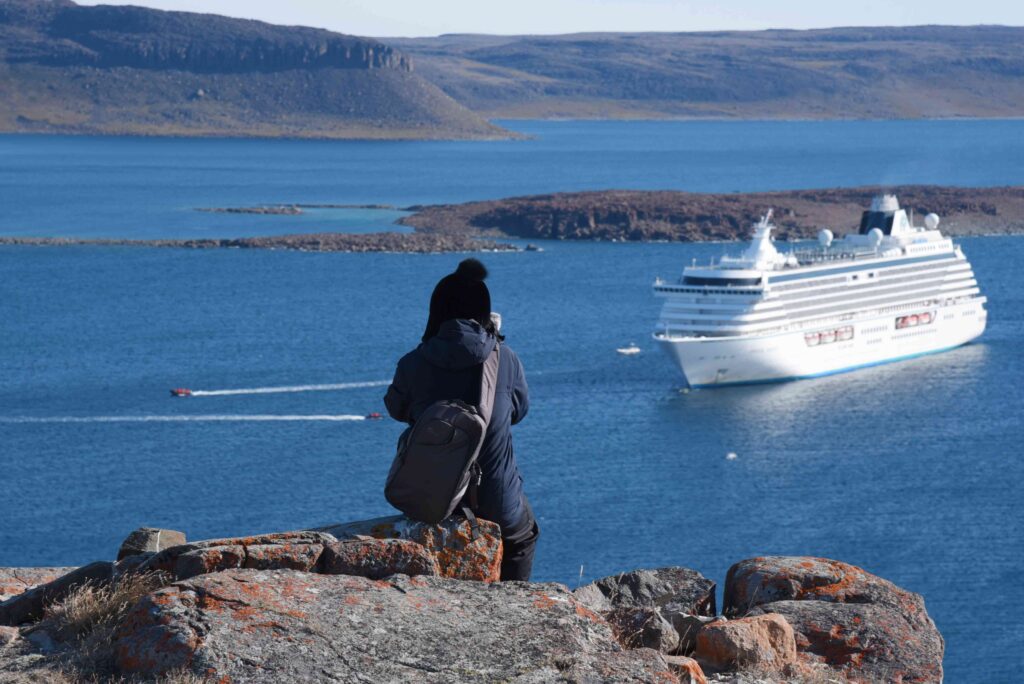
[653,195,987,387]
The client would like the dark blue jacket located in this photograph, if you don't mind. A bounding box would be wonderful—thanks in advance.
[384,319,529,531]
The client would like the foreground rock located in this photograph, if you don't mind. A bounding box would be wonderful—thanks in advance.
[726,557,944,683]
[574,567,717,616]
[575,567,717,658]
[0,518,502,629]
[115,569,676,682]
[0,562,115,626]
[137,530,332,580]
[0,568,76,603]
[315,515,504,583]
[0,536,944,684]
[664,656,707,684]
[693,614,796,674]
[116,527,186,560]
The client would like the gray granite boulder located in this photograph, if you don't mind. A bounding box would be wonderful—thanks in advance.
[0,562,114,626]
[136,530,334,580]
[604,606,681,653]
[574,567,716,655]
[314,515,504,582]
[319,538,440,579]
[727,557,944,683]
[116,527,186,560]
[575,567,716,617]
[114,568,677,682]
[750,600,943,684]
[0,568,77,603]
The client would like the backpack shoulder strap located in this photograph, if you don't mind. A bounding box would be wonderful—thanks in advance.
[477,342,501,426]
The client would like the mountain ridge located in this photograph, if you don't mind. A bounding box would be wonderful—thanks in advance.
[0,0,506,139]
[389,25,1024,119]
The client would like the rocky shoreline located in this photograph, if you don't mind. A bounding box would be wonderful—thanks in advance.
[401,185,1024,242]
[196,205,304,215]
[0,232,518,254]
[0,518,943,683]
[6,185,1023,255]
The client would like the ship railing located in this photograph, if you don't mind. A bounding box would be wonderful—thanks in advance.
[789,249,878,266]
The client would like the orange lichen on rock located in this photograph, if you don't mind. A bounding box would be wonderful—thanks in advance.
[114,586,200,676]
[314,516,503,583]
[574,602,603,623]
[694,613,797,674]
[663,655,708,684]
[726,556,946,684]
[319,538,438,580]
[0,568,75,602]
[243,543,323,572]
[112,569,676,682]
[724,556,933,632]
[138,532,334,582]
[532,592,559,610]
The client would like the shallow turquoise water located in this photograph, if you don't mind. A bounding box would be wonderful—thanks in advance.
[1,121,1023,680]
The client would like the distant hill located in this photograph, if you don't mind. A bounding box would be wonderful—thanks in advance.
[0,0,505,138]
[389,27,1024,119]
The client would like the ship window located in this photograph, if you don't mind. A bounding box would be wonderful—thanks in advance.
[859,211,896,235]
[683,276,762,286]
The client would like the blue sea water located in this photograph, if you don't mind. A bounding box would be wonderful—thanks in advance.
[3,119,1024,238]
[1,120,1023,681]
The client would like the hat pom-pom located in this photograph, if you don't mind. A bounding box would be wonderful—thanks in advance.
[455,258,488,281]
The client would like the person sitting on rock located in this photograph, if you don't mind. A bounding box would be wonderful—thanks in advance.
[384,258,538,581]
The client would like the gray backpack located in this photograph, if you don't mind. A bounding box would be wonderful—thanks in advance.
[384,344,500,535]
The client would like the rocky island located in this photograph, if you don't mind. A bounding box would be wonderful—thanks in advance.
[5,185,1022,254]
[0,517,944,683]
[402,185,1024,242]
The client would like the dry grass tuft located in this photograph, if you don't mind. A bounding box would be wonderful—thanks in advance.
[28,572,172,680]
[40,573,166,644]
[708,661,850,683]
[1,669,212,683]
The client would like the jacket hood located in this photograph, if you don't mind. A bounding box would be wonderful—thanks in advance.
[420,319,497,370]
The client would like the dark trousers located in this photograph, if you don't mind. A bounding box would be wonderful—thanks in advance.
[500,496,539,581]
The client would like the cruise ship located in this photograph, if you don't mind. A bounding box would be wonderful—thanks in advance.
[653,195,987,387]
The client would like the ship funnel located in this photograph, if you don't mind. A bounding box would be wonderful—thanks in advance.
[871,194,900,213]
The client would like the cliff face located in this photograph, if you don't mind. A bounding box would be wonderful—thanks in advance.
[0,0,505,139]
[3,1,410,72]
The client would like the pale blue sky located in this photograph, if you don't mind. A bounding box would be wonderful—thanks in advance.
[77,0,1024,37]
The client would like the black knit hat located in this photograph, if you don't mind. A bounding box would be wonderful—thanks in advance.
[422,258,491,341]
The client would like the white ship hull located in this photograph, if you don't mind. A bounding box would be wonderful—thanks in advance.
[656,299,987,387]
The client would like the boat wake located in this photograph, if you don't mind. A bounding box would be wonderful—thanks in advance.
[0,414,368,423]
[189,380,389,397]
